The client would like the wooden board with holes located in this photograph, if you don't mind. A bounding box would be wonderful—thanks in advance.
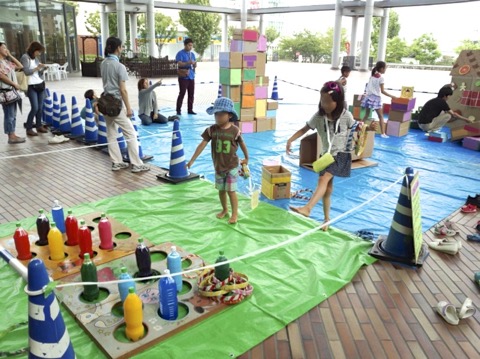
[57,242,227,359]
[0,212,153,280]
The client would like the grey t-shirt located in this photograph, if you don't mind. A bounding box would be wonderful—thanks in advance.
[100,57,128,99]
[138,82,161,115]
[306,110,356,156]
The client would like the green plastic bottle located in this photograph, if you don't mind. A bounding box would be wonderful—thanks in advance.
[81,253,99,301]
[214,251,230,281]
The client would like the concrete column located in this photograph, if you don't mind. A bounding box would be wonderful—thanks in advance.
[147,0,157,57]
[259,14,264,34]
[100,4,109,57]
[350,16,358,61]
[129,13,137,53]
[377,8,389,62]
[241,0,247,29]
[222,14,228,52]
[116,0,127,44]
[360,0,374,71]
[331,0,343,69]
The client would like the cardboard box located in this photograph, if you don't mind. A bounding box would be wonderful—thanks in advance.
[255,86,268,99]
[427,135,447,143]
[219,52,242,68]
[256,76,269,86]
[351,131,375,161]
[388,110,412,122]
[234,29,258,42]
[391,97,416,112]
[242,81,255,95]
[244,42,258,53]
[386,120,410,137]
[222,85,241,103]
[230,40,244,52]
[261,178,291,200]
[267,100,278,110]
[219,68,241,86]
[255,99,267,117]
[270,118,277,130]
[463,136,480,150]
[242,53,257,68]
[266,109,277,118]
[383,103,390,115]
[239,120,256,133]
[427,132,448,143]
[464,122,480,133]
[255,52,267,76]
[242,68,256,81]
[262,165,291,184]
[240,108,254,121]
[352,107,367,120]
[233,102,240,115]
[257,34,267,52]
[256,118,270,132]
[241,95,255,108]
[352,94,364,107]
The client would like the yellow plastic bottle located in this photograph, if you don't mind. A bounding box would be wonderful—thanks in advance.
[124,287,144,342]
[48,222,65,261]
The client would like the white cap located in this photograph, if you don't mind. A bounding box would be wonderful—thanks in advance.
[171,246,176,252]
[164,269,170,275]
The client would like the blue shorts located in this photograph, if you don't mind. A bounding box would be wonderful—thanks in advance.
[215,168,238,192]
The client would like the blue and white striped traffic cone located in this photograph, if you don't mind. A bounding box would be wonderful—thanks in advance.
[270,76,279,100]
[131,116,153,161]
[117,127,127,155]
[217,84,222,98]
[43,88,53,126]
[69,96,84,138]
[97,114,108,146]
[84,98,98,144]
[167,120,189,179]
[27,258,75,358]
[52,92,60,130]
[59,94,71,133]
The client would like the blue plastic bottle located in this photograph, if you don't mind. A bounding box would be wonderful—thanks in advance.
[167,246,182,292]
[51,200,66,233]
[117,267,135,303]
[158,269,178,320]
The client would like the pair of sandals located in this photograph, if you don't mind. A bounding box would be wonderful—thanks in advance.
[436,298,476,325]
[461,203,477,213]
[428,238,462,255]
[433,222,458,237]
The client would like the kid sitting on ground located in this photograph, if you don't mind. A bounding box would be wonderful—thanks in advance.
[80,89,99,122]
[187,97,249,224]
[286,81,377,230]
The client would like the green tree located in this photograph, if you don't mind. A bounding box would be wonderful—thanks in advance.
[370,10,400,59]
[137,13,177,54]
[84,11,122,38]
[410,34,441,64]
[455,39,480,54]
[179,0,220,58]
[384,37,409,63]
[265,26,280,45]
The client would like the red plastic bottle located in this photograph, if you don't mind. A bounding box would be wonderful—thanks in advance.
[78,219,93,259]
[13,223,32,260]
[65,210,79,246]
[98,213,113,250]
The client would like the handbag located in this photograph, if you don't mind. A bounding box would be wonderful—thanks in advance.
[15,70,29,92]
[177,68,190,77]
[312,118,339,173]
[0,88,21,105]
[97,93,123,117]
[31,81,46,93]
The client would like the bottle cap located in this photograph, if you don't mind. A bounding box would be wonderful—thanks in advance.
[84,253,90,260]
[171,246,176,252]
[121,267,127,273]
[138,238,144,243]
[128,287,135,293]
[79,219,85,225]
[51,222,56,228]
[164,269,170,275]
[68,210,72,215]
[39,209,44,214]
[53,200,59,207]
[219,250,224,255]
[16,222,21,228]
[101,213,106,217]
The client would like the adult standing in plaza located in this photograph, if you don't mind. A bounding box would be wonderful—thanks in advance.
[175,38,197,116]
[20,41,48,136]
[0,42,25,144]
[100,36,149,173]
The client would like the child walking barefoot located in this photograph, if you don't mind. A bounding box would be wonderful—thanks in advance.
[361,61,396,138]
[286,81,377,230]
[187,98,249,224]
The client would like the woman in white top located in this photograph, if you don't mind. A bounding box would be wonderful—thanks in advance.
[20,41,48,136]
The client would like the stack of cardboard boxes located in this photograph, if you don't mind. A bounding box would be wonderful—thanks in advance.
[261,165,291,200]
[219,29,278,133]
[386,95,416,137]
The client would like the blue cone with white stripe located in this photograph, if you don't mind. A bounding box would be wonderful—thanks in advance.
[70,96,84,137]
[59,94,71,133]
[117,127,127,154]
[43,88,53,126]
[52,92,60,129]
[167,120,189,179]
[217,84,222,98]
[84,98,98,144]
[27,258,75,358]
[270,76,279,100]
[97,114,108,145]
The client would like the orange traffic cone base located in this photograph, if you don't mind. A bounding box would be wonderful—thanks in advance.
[156,167,200,184]
[369,235,429,267]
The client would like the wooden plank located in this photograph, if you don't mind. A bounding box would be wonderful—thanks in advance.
[287,322,306,359]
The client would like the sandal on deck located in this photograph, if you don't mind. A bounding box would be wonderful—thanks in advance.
[435,301,459,325]
[466,234,480,242]
[433,224,456,237]
[457,298,476,320]
[427,239,460,255]
[461,204,477,213]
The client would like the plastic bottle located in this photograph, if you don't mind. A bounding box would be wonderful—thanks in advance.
[65,210,79,246]
[215,250,230,281]
[124,287,144,341]
[51,200,66,233]
[36,209,50,246]
[117,267,135,303]
[13,223,32,260]
[135,238,152,278]
[167,246,182,292]
[78,219,93,259]
[158,269,178,321]
[98,213,113,250]
[47,222,64,261]
[80,253,99,301]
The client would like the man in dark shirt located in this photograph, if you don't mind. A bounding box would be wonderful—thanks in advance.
[418,85,472,132]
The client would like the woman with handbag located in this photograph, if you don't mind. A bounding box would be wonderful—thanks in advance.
[0,42,25,144]
[20,41,48,136]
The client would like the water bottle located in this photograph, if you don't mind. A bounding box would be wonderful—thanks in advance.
[167,246,182,292]
[117,267,135,303]
[135,238,152,278]
[215,250,230,281]
[124,287,144,341]
[65,210,79,246]
[13,223,32,260]
[47,222,64,261]
[36,209,50,246]
[80,253,99,301]
[51,200,66,233]
[78,219,93,259]
[158,269,178,320]
[98,213,113,250]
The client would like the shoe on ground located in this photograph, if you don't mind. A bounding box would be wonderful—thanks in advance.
[26,129,38,136]
[168,115,180,121]
[466,233,480,242]
[36,126,48,133]
[48,135,65,144]
[176,111,181,115]
[456,298,476,320]
[131,164,150,173]
[188,111,197,115]
[112,162,129,171]
[58,135,70,143]
[8,137,26,144]
[435,301,459,325]
[461,204,477,213]
[380,133,389,138]
[427,239,459,255]
[465,195,480,208]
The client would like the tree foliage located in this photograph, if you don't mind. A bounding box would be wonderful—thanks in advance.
[455,39,480,54]
[384,37,409,63]
[84,11,123,38]
[370,10,400,59]
[265,26,280,45]
[409,34,441,64]
[137,13,177,54]
[179,0,220,58]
